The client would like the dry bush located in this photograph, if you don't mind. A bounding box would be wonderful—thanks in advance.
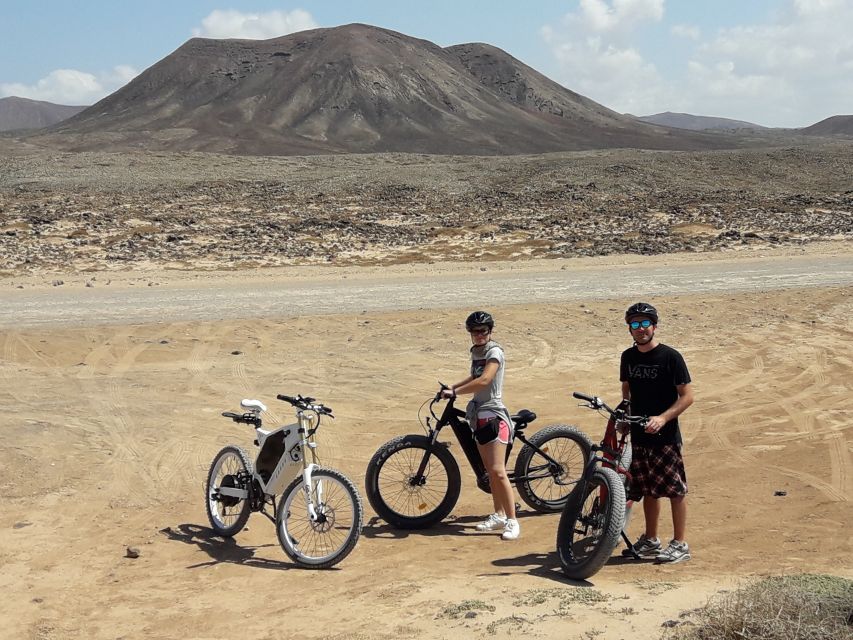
[664,574,852,640]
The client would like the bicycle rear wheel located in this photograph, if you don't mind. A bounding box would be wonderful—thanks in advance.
[276,467,363,569]
[514,424,592,513]
[365,434,461,529]
[556,466,626,580]
[205,445,252,537]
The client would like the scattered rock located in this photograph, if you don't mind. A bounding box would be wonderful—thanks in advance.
[0,148,849,274]
[125,546,140,558]
[774,490,788,496]
[231,350,242,355]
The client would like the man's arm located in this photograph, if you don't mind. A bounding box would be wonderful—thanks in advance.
[645,383,694,433]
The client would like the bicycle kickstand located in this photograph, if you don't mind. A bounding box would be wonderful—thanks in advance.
[621,530,641,560]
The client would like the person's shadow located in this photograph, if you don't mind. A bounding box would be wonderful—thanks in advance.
[160,523,302,571]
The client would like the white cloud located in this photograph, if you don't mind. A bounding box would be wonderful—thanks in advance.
[541,0,667,116]
[686,2,853,125]
[671,24,700,40]
[543,30,664,115]
[793,0,845,15]
[191,9,318,40]
[542,0,853,127]
[571,0,664,33]
[0,66,139,105]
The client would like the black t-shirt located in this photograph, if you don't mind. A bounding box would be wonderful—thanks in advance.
[620,343,691,446]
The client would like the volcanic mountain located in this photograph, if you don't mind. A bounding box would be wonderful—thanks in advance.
[800,115,853,136]
[0,96,87,132]
[636,111,765,131]
[36,23,736,155]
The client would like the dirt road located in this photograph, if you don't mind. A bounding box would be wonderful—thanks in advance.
[3,251,851,327]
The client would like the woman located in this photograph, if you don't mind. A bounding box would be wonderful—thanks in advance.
[441,311,519,540]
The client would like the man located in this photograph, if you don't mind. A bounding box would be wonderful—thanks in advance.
[620,302,694,564]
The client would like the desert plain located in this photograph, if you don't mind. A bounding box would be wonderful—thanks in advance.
[1,144,852,640]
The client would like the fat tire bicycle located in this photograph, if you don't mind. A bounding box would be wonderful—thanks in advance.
[205,393,363,569]
[365,385,592,529]
[556,391,647,580]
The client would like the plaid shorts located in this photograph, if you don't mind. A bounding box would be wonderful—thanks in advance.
[627,444,688,501]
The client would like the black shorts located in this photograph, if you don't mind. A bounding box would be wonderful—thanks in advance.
[627,444,688,501]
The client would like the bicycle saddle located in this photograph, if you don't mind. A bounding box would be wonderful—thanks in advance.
[511,409,537,428]
[240,399,267,413]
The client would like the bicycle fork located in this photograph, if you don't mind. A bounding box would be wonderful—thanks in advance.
[296,410,322,522]
[300,463,321,521]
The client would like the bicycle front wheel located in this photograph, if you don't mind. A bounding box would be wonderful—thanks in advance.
[556,466,626,580]
[365,434,461,529]
[276,467,363,569]
[514,424,592,513]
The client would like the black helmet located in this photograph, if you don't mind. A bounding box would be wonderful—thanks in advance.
[625,302,658,325]
[466,311,494,331]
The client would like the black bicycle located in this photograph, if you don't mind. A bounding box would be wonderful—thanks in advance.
[365,384,592,529]
[556,391,647,580]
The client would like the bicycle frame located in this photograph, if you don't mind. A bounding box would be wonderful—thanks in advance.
[571,392,642,554]
[219,398,329,523]
[419,395,565,493]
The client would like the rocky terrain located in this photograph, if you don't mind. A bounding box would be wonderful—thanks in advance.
[1,141,851,275]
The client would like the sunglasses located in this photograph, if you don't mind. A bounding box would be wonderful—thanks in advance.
[628,319,654,330]
[469,327,491,335]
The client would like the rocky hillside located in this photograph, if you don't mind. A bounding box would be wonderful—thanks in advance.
[0,96,86,131]
[636,111,765,131]
[801,115,853,136]
[32,24,736,155]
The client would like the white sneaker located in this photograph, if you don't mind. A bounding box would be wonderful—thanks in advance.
[655,539,691,564]
[501,518,520,541]
[476,513,507,531]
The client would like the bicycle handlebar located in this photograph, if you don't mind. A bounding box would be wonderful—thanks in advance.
[277,393,334,417]
[572,391,647,425]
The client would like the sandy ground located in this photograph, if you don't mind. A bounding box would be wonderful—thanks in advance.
[1,245,852,640]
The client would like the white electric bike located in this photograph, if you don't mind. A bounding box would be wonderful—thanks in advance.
[205,393,363,569]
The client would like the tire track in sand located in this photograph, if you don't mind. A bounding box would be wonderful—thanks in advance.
[705,412,847,502]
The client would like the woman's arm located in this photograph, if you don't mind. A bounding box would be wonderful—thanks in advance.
[453,360,499,396]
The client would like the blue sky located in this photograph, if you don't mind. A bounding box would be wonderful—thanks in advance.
[2,1,850,127]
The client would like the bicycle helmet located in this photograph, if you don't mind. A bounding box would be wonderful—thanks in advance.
[465,310,494,331]
[625,302,658,325]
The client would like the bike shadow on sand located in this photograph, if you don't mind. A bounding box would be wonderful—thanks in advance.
[491,549,651,586]
[361,514,484,539]
[160,523,310,571]
[361,510,543,540]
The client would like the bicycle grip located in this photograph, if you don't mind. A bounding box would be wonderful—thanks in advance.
[573,391,595,403]
[277,394,295,403]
